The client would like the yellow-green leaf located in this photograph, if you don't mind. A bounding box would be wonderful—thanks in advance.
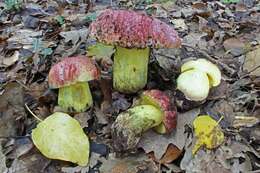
[192,115,224,155]
[87,43,114,61]
[32,112,89,166]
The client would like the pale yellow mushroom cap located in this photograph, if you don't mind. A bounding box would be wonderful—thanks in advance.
[177,69,210,101]
[181,59,221,87]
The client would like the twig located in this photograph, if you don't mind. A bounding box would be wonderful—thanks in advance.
[25,103,43,122]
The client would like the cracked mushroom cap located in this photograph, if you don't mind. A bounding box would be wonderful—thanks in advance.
[90,9,181,49]
[48,56,100,88]
[138,90,177,133]
[181,59,221,87]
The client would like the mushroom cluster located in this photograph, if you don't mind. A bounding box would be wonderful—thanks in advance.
[90,9,181,93]
[42,9,224,165]
[177,59,221,101]
[112,90,176,152]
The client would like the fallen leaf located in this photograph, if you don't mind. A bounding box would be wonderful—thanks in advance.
[99,153,157,173]
[153,48,181,72]
[223,38,246,56]
[138,109,200,159]
[61,153,102,173]
[170,19,188,32]
[181,146,232,173]
[7,151,59,173]
[148,144,182,164]
[87,42,114,62]
[7,138,34,159]
[7,29,43,47]
[192,115,224,155]
[0,82,25,137]
[32,112,90,166]
[73,112,91,128]
[94,107,109,125]
[60,28,89,45]
[183,33,208,50]
[243,46,260,76]
[232,116,260,128]
[1,51,19,67]
[0,145,7,173]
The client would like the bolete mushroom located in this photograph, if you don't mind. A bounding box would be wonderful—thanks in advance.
[48,56,100,112]
[177,58,221,101]
[90,9,181,93]
[112,90,176,152]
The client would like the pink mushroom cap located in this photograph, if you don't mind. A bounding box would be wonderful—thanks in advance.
[48,56,100,88]
[90,9,181,49]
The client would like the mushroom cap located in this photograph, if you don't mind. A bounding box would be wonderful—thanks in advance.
[177,69,210,101]
[181,59,221,87]
[48,56,100,88]
[90,9,181,49]
[138,90,177,133]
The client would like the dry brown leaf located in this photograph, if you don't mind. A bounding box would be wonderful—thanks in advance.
[223,38,246,56]
[138,109,200,159]
[0,82,25,137]
[243,46,260,76]
[148,144,182,164]
[99,153,157,173]
[74,112,91,128]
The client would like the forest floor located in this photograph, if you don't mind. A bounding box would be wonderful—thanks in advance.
[0,0,260,173]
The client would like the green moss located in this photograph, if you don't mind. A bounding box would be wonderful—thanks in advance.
[113,46,150,93]
[58,82,93,112]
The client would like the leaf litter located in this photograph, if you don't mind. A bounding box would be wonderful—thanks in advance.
[0,0,260,172]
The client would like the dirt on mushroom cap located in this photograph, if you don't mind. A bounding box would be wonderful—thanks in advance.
[48,56,100,88]
[90,9,181,49]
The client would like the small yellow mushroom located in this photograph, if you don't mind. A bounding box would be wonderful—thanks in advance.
[177,59,221,101]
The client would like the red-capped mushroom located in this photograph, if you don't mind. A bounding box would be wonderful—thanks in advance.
[111,89,177,152]
[90,9,181,93]
[48,56,99,112]
[137,90,177,134]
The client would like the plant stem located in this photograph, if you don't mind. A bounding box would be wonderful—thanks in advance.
[113,46,150,93]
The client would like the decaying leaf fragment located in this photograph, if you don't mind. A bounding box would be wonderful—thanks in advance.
[192,115,224,155]
[32,112,90,166]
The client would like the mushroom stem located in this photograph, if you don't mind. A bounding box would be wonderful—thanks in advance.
[136,92,167,134]
[113,46,150,93]
[112,105,163,152]
[58,82,93,112]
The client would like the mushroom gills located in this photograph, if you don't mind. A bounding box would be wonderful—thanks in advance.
[113,46,150,93]
[58,82,93,112]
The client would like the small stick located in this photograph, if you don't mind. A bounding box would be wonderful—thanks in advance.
[25,103,43,122]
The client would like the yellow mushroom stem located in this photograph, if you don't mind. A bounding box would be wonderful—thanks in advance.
[58,82,93,112]
[113,46,150,93]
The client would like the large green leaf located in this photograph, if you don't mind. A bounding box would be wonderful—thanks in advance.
[32,112,89,166]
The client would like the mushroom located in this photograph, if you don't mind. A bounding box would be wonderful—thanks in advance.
[48,56,100,112]
[90,9,181,93]
[177,59,221,101]
[112,90,176,152]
